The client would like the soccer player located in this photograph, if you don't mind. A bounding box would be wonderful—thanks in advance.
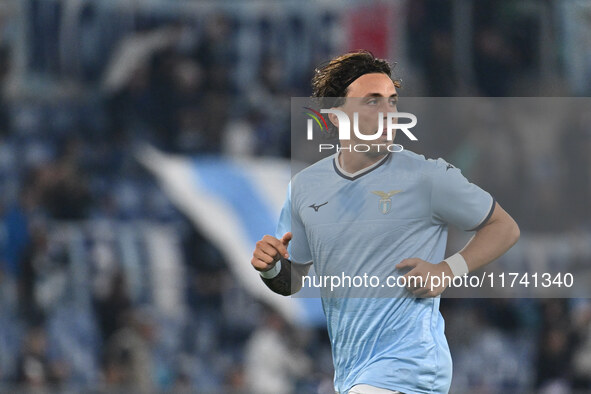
[251,51,520,394]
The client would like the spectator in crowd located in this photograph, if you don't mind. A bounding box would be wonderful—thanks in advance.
[572,299,591,390]
[536,300,575,391]
[18,219,70,325]
[15,326,68,390]
[245,310,311,394]
[93,268,131,344]
[102,308,157,391]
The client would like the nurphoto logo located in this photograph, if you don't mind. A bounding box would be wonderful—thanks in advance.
[302,107,418,153]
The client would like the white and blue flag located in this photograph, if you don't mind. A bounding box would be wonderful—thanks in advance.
[138,146,324,327]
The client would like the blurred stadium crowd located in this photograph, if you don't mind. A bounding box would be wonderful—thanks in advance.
[0,0,590,393]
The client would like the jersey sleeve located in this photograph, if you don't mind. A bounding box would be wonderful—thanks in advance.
[430,159,495,231]
[275,182,313,264]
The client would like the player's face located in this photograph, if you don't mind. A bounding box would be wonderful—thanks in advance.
[339,73,398,147]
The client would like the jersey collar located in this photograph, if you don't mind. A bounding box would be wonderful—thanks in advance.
[333,152,390,181]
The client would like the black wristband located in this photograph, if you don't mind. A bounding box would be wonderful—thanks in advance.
[260,258,292,296]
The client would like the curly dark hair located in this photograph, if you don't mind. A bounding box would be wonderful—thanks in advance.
[312,50,400,100]
[310,50,400,137]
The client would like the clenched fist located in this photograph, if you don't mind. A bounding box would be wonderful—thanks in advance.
[251,232,292,272]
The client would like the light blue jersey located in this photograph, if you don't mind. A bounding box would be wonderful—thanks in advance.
[276,150,494,394]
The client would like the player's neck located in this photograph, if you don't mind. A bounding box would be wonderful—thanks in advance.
[338,150,388,174]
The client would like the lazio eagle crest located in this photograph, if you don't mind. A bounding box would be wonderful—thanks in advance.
[371,190,402,214]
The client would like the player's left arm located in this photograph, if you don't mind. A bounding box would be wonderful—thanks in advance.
[397,159,520,297]
[397,202,519,297]
[454,201,519,273]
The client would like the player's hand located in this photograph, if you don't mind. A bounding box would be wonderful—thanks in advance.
[251,232,292,272]
[395,258,453,297]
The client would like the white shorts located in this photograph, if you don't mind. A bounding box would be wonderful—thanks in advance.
[347,384,403,394]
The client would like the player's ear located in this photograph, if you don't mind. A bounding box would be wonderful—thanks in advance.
[328,110,339,128]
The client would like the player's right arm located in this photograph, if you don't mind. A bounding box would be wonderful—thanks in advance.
[251,232,311,296]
